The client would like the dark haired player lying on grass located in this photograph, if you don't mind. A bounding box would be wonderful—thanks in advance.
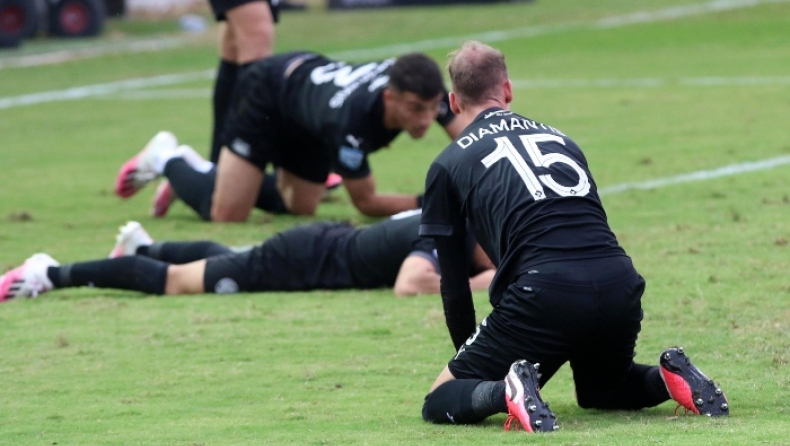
[0,213,494,300]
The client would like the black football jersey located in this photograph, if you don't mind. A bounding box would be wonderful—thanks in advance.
[345,211,438,288]
[277,52,455,178]
[420,108,625,303]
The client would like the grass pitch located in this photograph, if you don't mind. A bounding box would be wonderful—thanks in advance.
[1,0,789,444]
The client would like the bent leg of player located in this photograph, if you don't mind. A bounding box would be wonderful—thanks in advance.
[276,168,324,216]
[421,362,556,432]
[422,364,505,425]
[211,147,264,222]
[569,267,678,411]
[255,171,290,214]
[163,158,218,221]
[152,145,215,217]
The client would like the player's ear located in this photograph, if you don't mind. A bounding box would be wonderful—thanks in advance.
[504,80,513,104]
[449,91,461,114]
[382,87,394,104]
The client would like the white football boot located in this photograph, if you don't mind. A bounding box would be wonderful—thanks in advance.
[108,221,154,258]
[115,131,178,198]
[0,253,60,301]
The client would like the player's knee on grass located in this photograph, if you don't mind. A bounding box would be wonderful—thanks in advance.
[210,202,252,222]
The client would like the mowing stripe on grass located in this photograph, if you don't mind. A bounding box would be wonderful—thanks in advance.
[599,155,790,196]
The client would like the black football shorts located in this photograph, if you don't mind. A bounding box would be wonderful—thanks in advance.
[447,256,645,388]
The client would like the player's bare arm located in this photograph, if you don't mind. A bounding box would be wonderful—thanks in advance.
[343,175,420,217]
[393,255,441,296]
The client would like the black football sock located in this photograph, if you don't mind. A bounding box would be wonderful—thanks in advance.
[139,241,233,264]
[210,59,238,163]
[471,380,508,417]
[255,172,290,214]
[164,158,215,221]
[46,257,168,295]
[422,379,486,424]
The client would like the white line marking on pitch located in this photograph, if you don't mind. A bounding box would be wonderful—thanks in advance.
[2,0,784,107]
[2,0,784,70]
[0,37,189,70]
[599,155,790,196]
[330,0,790,60]
[0,71,214,109]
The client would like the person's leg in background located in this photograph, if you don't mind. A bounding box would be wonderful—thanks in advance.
[209,0,277,162]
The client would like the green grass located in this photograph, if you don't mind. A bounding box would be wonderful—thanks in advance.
[2,0,790,444]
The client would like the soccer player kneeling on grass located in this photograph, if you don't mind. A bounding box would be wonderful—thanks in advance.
[417,41,729,434]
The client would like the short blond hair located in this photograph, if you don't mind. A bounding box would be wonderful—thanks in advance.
[447,41,507,107]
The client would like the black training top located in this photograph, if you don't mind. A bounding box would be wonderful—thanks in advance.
[252,212,481,292]
[420,108,626,304]
[274,52,455,178]
[345,211,440,288]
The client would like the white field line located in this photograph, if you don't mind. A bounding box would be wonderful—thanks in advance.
[0,37,189,70]
[98,88,212,99]
[1,0,787,195]
[329,0,790,60]
[598,155,790,196]
[1,0,785,68]
[1,0,786,109]
[0,70,213,109]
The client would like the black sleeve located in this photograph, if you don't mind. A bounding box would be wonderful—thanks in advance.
[434,234,476,350]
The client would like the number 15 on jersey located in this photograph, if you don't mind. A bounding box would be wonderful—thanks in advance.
[481,134,590,200]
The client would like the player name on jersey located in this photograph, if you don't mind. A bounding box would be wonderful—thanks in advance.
[456,110,566,149]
